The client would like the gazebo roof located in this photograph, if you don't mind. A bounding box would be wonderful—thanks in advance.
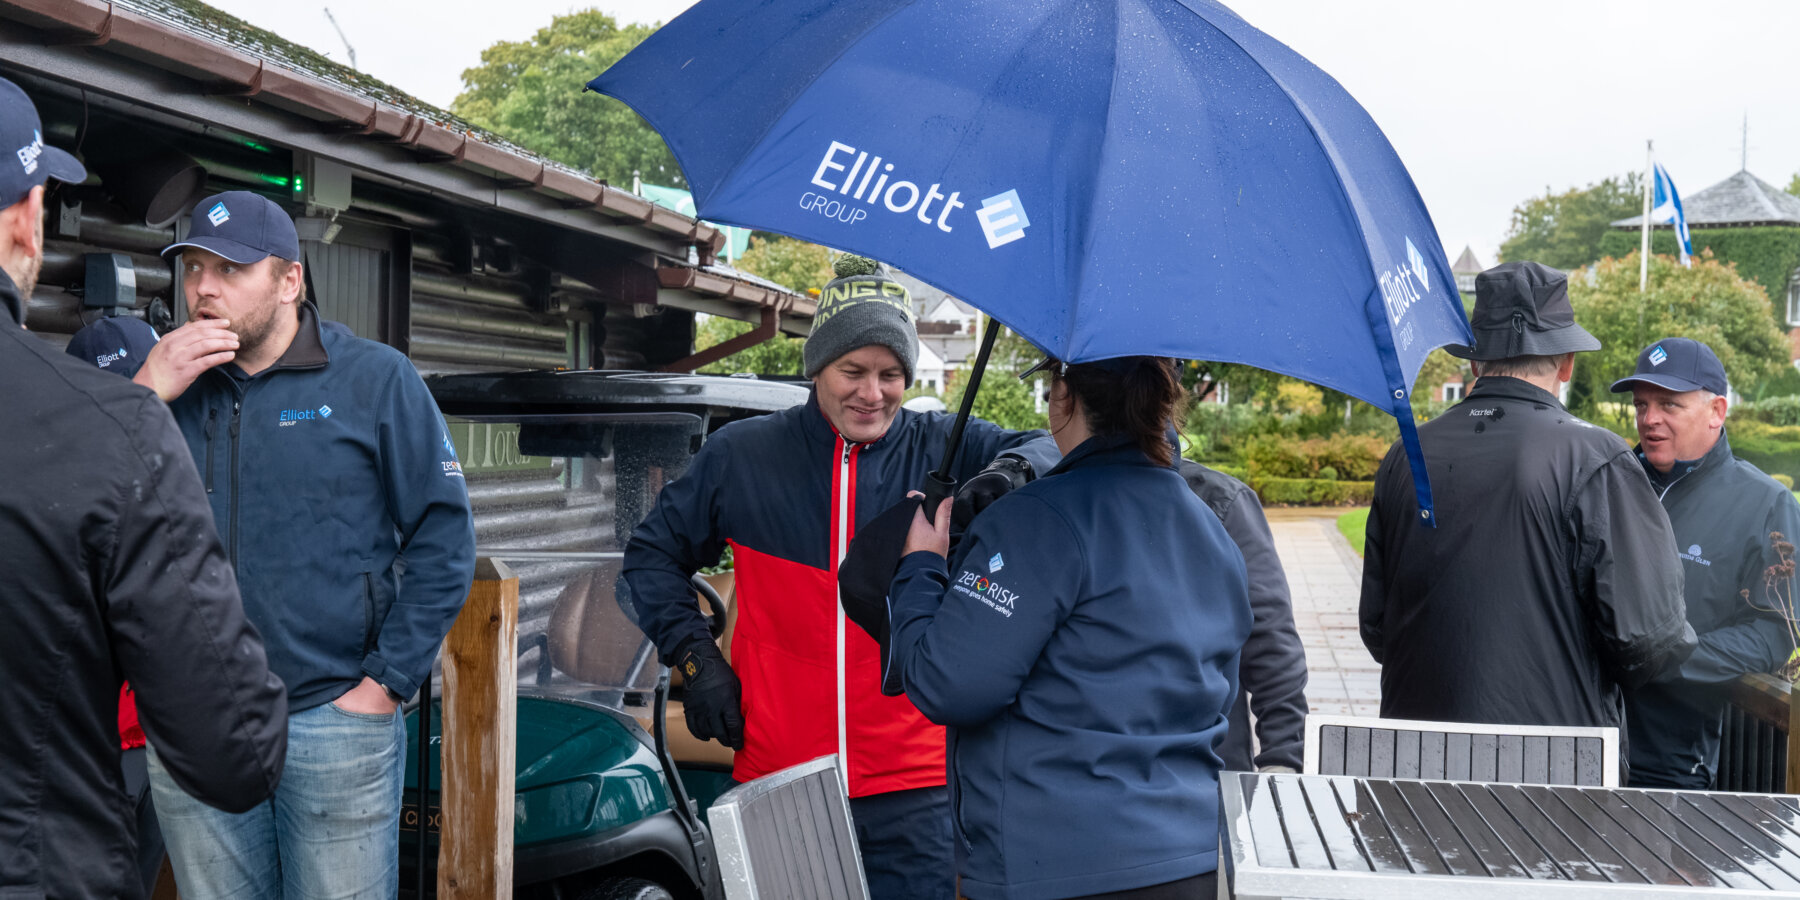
[1613,170,1800,228]
[1451,246,1485,275]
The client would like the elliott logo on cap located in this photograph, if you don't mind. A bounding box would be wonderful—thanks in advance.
[15,129,43,175]
[207,202,231,226]
[1649,345,1668,366]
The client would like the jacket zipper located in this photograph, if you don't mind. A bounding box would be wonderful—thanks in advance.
[834,438,858,791]
[227,396,242,567]
[201,408,219,493]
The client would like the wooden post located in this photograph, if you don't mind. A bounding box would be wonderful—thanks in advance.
[1788,675,1800,795]
[438,558,518,899]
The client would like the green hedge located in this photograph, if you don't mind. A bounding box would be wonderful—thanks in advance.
[1737,395,1800,427]
[1598,227,1800,315]
[1727,420,1800,483]
[1251,477,1376,506]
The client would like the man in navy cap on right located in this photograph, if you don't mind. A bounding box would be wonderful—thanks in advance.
[1613,337,1800,788]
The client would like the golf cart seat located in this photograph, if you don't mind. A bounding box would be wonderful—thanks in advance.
[539,565,738,767]
[709,755,869,900]
[1303,714,1619,787]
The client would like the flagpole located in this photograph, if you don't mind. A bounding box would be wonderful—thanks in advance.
[1639,140,1653,294]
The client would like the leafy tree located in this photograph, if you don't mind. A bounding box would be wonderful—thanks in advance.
[1566,250,1789,428]
[454,11,682,186]
[1788,172,1800,197]
[1499,174,1644,271]
[736,236,836,296]
[693,315,805,376]
[944,360,1045,432]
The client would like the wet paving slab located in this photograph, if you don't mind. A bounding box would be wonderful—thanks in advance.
[1265,510,1379,719]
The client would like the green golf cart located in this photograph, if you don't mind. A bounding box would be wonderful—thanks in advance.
[401,370,808,900]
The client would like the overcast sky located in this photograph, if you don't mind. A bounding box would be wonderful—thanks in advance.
[205,0,1799,267]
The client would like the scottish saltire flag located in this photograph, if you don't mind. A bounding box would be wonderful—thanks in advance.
[1652,162,1693,267]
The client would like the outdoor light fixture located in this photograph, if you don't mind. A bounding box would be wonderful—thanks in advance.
[293,215,343,245]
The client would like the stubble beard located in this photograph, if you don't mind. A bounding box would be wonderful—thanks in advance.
[227,284,284,363]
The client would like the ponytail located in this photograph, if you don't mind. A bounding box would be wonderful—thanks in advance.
[1055,357,1185,466]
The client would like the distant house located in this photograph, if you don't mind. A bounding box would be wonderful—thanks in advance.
[1452,245,1485,296]
[915,342,948,394]
[890,269,981,381]
[1606,170,1800,361]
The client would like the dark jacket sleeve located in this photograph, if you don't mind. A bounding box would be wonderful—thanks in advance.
[108,396,287,813]
[621,431,733,656]
[888,494,1082,727]
[945,417,1057,480]
[364,363,478,700]
[1215,478,1308,770]
[1571,453,1696,688]
[1678,490,1800,683]
[1359,443,1402,663]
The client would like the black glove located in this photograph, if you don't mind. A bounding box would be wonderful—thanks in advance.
[952,456,1033,531]
[674,639,744,750]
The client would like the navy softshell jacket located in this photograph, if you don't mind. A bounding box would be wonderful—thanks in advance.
[888,435,1251,900]
[168,303,476,710]
[1628,431,1800,787]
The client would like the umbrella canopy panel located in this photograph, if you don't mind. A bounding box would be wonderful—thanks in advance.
[593,0,1471,413]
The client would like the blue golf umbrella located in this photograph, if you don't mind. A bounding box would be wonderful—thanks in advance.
[590,0,1472,523]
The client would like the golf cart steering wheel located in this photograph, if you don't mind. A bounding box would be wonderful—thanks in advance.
[690,573,727,641]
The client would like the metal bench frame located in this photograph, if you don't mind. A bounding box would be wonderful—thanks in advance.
[708,754,869,900]
[1302,714,1620,787]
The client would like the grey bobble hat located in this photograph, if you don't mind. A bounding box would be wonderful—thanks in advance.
[803,254,918,382]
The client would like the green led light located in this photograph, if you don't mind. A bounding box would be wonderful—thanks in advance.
[242,140,272,153]
[292,175,305,194]
[257,174,291,188]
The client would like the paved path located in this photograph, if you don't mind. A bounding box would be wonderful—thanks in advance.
[1265,511,1379,718]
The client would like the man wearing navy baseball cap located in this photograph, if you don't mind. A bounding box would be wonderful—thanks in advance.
[134,189,475,900]
[1612,337,1800,789]
[0,75,85,314]
[0,76,289,900]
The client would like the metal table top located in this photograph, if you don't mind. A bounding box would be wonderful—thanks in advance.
[1222,772,1800,898]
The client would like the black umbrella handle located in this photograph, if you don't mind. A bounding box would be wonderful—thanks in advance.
[927,317,1002,517]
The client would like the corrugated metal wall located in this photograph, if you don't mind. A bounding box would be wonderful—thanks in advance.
[302,238,386,341]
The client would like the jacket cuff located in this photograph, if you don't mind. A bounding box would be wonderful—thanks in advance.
[363,653,420,702]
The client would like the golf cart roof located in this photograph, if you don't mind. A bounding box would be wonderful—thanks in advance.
[427,369,809,423]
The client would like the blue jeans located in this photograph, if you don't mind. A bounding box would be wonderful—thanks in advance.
[148,700,406,900]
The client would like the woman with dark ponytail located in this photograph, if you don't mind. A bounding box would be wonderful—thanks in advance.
[883,354,1251,899]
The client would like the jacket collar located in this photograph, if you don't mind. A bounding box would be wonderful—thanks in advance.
[225,301,329,380]
[1044,432,1149,477]
[1464,375,1565,409]
[803,389,901,451]
[1635,427,1733,490]
[0,268,20,327]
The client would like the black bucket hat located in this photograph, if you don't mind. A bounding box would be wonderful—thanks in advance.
[1446,261,1601,361]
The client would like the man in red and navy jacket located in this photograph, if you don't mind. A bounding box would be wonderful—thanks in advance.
[624,255,1055,899]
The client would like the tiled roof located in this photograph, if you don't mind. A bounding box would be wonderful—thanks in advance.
[1613,170,1800,228]
[1451,245,1484,274]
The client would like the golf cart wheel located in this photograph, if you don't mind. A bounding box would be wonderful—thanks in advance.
[573,877,674,900]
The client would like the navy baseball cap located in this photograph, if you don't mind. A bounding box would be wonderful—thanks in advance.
[0,76,87,208]
[160,190,299,265]
[1609,337,1729,396]
[65,316,159,378]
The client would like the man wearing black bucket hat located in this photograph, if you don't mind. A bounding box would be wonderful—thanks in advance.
[1361,262,1694,756]
[1611,337,1800,788]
